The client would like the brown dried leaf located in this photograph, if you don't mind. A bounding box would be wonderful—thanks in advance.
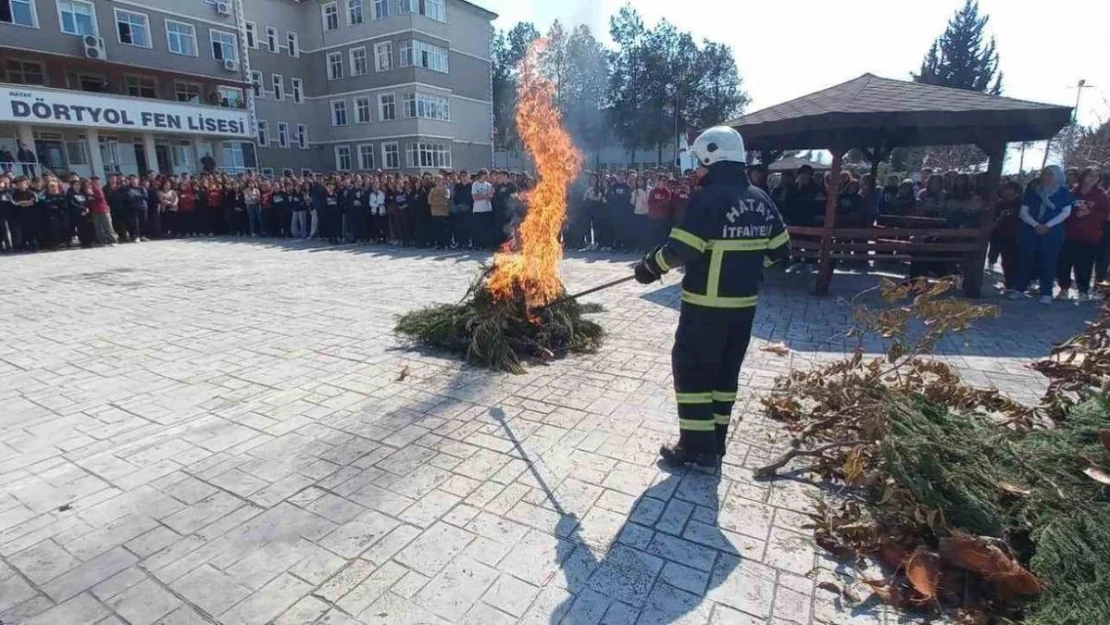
[842,445,866,485]
[1083,466,1110,486]
[938,532,1044,597]
[760,342,790,357]
[396,365,411,382]
[998,482,1032,497]
[905,548,941,602]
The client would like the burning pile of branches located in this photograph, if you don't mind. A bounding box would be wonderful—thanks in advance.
[756,278,1110,624]
[395,40,603,374]
[395,266,603,374]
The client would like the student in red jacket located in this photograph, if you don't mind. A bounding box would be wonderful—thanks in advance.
[1059,168,1110,302]
[647,175,674,246]
[88,176,117,245]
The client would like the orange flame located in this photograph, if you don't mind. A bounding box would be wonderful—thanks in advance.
[486,39,583,311]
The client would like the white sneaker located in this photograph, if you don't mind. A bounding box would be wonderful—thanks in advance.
[1039,295,1053,305]
[1077,292,1089,303]
[1055,290,1071,301]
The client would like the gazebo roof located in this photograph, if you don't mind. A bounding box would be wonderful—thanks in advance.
[726,73,1072,152]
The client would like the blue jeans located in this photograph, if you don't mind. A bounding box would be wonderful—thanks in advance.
[247,204,262,235]
[1017,225,1064,295]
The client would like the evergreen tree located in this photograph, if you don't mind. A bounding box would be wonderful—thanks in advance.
[491,22,539,152]
[912,0,1003,171]
[914,0,1002,94]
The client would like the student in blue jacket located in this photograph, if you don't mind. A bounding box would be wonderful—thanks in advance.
[1013,165,1075,304]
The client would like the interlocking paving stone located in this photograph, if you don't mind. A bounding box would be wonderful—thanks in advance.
[1,240,1090,624]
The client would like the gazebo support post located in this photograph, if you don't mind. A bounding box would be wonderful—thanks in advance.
[964,141,1007,297]
[816,149,844,295]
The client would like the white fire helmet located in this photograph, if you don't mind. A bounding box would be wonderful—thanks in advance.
[690,126,746,167]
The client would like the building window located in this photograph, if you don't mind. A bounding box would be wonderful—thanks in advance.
[374,41,392,71]
[402,92,450,121]
[271,73,284,101]
[265,26,277,53]
[115,9,150,47]
[347,0,362,25]
[57,0,96,37]
[335,145,351,171]
[256,119,268,145]
[331,100,347,126]
[166,20,197,56]
[125,75,157,98]
[277,122,289,148]
[222,142,246,171]
[372,0,388,19]
[350,47,367,76]
[382,142,399,169]
[406,142,451,169]
[282,168,294,177]
[77,73,106,92]
[378,93,396,121]
[322,2,338,31]
[291,78,303,103]
[175,82,201,103]
[6,59,46,85]
[66,138,90,166]
[210,30,237,62]
[1,0,37,27]
[399,40,448,73]
[398,0,445,22]
[354,96,371,124]
[357,144,374,170]
[244,21,257,48]
[296,124,307,149]
[327,52,343,80]
[218,85,244,108]
[249,70,263,98]
[287,31,299,57]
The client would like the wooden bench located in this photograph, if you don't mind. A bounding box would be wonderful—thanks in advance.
[787,225,983,292]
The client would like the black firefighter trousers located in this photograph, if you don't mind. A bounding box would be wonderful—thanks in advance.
[673,303,756,456]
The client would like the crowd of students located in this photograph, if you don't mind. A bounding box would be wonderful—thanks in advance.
[5,161,1109,306]
[0,168,538,253]
[767,163,1110,304]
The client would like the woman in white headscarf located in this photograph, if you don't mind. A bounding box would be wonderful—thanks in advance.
[1013,165,1075,304]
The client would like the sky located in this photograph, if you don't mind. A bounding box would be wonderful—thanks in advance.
[471,0,1110,172]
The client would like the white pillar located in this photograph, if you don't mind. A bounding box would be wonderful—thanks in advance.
[141,132,158,174]
[86,129,104,178]
[192,137,207,174]
[16,124,35,151]
[213,141,226,171]
[16,124,35,175]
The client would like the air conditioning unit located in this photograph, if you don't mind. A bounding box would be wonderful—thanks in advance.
[215,1,231,16]
[222,58,239,72]
[83,36,106,61]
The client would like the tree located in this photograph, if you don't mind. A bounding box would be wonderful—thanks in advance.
[492,22,539,152]
[1064,120,1110,171]
[607,5,651,159]
[608,4,748,166]
[562,25,611,167]
[912,0,1003,171]
[914,0,1002,94]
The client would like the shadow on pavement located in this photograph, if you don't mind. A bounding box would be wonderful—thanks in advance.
[488,407,739,625]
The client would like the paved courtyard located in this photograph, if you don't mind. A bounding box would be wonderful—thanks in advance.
[0,239,1095,625]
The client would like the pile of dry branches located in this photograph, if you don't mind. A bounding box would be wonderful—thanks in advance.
[755,278,1110,624]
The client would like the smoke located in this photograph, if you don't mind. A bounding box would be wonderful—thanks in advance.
[557,0,607,36]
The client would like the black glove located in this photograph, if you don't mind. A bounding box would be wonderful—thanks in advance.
[634,260,659,284]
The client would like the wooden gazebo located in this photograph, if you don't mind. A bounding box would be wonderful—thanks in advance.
[725,73,1072,296]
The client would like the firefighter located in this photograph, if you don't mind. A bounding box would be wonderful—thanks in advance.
[634,126,790,468]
